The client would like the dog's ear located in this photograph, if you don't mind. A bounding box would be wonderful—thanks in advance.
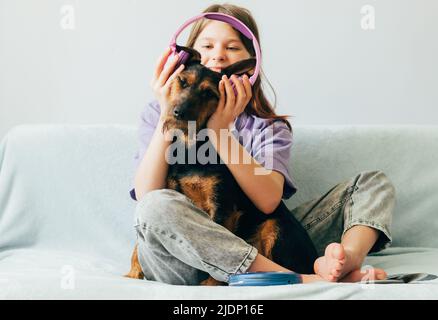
[175,45,201,65]
[221,58,256,78]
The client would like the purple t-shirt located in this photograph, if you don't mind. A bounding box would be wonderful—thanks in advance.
[129,100,297,201]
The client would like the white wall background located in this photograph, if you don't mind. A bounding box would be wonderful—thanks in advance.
[1,0,437,139]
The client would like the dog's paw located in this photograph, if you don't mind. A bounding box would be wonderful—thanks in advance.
[200,277,227,286]
[124,269,144,280]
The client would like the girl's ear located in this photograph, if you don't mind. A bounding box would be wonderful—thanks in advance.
[175,45,201,65]
[221,58,257,78]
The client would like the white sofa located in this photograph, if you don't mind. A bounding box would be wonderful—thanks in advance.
[0,124,437,299]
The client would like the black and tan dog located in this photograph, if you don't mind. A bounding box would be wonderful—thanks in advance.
[126,46,318,285]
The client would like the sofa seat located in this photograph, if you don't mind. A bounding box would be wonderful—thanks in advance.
[1,124,438,299]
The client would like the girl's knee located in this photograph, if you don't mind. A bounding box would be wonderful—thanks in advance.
[135,188,187,226]
[358,170,396,197]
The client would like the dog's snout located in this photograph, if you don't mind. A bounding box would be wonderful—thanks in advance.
[173,106,187,120]
[173,102,190,120]
[173,107,181,118]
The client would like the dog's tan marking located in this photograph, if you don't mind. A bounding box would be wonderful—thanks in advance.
[186,71,197,86]
[248,220,279,259]
[167,177,178,190]
[199,80,219,95]
[200,276,227,286]
[180,175,219,219]
[223,208,243,233]
[168,81,182,106]
[199,80,211,90]
[125,244,144,279]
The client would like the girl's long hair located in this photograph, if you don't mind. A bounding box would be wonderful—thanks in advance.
[185,3,292,131]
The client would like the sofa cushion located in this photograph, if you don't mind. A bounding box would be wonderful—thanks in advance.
[287,125,438,248]
[0,247,437,299]
[1,124,438,299]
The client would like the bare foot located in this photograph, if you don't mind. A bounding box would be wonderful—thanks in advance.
[301,274,327,283]
[200,276,227,286]
[314,242,388,283]
[314,243,346,282]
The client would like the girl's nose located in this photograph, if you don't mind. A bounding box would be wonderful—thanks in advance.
[212,55,226,63]
[212,48,226,62]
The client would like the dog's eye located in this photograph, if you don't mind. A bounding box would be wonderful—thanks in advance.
[179,77,189,88]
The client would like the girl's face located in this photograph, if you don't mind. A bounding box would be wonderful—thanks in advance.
[193,20,251,73]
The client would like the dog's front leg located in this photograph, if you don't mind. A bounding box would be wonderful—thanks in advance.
[124,243,144,279]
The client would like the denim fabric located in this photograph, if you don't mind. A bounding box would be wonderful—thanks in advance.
[134,189,257,285]
[290,170,395,257]
[134,170,395,285]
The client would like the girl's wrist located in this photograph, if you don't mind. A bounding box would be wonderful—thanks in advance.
[157,117,166,129]
[156,118,173,141]
[207,119,233,133]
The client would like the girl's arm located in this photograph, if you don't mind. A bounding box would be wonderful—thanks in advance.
[134,118,171,201]
[134,48,185,201]
[208,127,284,214]
[206,75,286,214]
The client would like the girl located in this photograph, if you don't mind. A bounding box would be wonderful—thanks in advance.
[130,3,395,285]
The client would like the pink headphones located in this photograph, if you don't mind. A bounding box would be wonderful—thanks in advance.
[169,12,261,87]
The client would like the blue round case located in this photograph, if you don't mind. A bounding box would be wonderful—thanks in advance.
[228,272,303,286]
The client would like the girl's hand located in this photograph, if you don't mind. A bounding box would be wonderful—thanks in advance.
[207,74,252,132]
[150,47,185,120]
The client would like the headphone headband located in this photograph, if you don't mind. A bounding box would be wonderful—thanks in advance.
[169,12,261,85]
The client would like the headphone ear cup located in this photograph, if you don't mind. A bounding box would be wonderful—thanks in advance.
[229,76,244,96]
[175,50,191,70]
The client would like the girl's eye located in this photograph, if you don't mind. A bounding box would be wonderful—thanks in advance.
[201,45,239,51]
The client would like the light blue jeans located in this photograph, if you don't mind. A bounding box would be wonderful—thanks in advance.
[134,170,395,285]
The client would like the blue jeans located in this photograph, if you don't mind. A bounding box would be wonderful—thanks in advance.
[134,170,395,285]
